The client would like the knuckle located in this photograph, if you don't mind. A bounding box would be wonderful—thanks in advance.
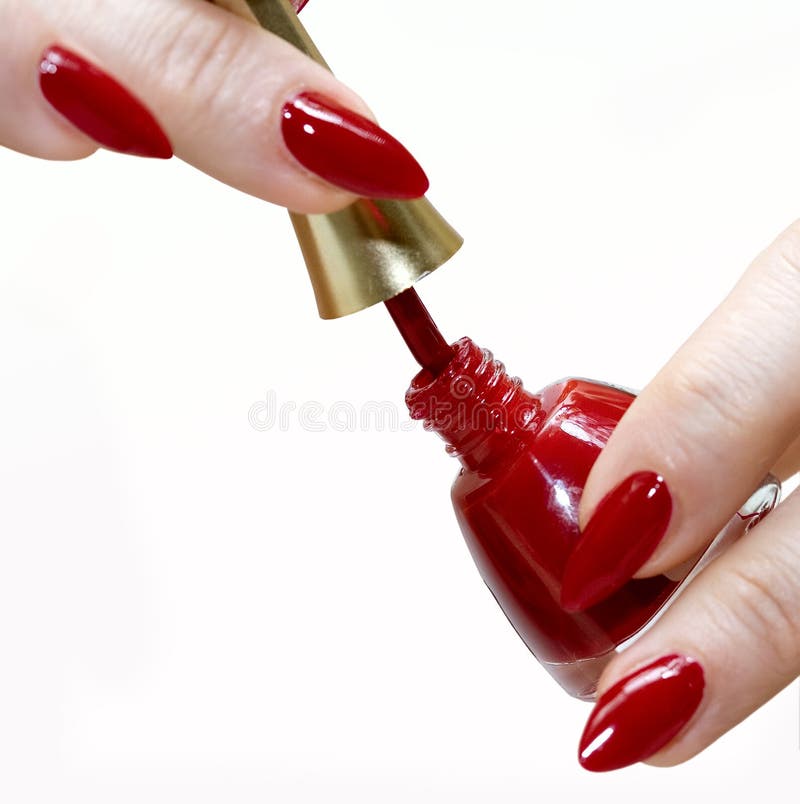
[718,557,800,669]
[666,356,756,444]
[771,219,800,277]
[146,9,251,116]
[757,220,800,308]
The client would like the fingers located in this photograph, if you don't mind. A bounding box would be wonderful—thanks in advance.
[577,487,800,771]
[563,220,800,609]
[0,1,97,159]
[8,0,428,212]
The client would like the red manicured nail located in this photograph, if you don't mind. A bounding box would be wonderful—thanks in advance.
[560,471,672,612]
[292,0,310,11]
[39,45,173,159]
[281,92,429,199]
[579,654,704,772]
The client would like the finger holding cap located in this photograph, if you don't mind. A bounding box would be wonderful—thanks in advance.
[7,0,428,212]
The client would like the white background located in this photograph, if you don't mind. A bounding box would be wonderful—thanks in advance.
[1,0,799,800]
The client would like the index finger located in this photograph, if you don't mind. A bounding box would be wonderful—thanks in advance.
[561,220,800,611]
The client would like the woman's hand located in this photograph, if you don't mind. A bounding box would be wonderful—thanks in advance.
[0,0,428,212]
[562,221,800,771]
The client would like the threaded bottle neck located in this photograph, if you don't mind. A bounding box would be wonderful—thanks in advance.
[405,337,542,470]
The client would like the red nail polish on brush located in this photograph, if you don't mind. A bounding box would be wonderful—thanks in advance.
[39,45,173,159]
[384,288,777,699]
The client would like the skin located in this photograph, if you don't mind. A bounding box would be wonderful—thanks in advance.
[3,0,799,770]
[0,0,372,213]
[581,221,800,765]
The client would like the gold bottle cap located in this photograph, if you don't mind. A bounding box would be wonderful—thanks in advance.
[216,0,463,318]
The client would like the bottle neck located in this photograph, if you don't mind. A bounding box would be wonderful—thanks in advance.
[405,337,542,470]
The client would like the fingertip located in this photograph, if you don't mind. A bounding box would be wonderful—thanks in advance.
[2,118,100,162]
[576,653,705,772]
[280,184,361,215]
[279,90,430,202]
[37,44,174,160]
[37,138,100,161]
[561,471,672,611]
[641,751,687,768]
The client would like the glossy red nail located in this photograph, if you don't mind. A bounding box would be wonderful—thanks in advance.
[39,45,173,159]
[281,92,429,199]
[292,0,310,11]
[579,654,704,771]
[560,471,672,612]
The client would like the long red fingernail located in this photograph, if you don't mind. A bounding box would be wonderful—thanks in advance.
[292,0,310,11]
[39,45,173,159]
[578,654,704,772]
[560,471,672,612]
[281,92,429,199]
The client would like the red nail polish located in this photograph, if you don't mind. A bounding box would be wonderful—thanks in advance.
[39,45,173,159]
[385,288,455,374]
[385,289,777,698]
[292,0,310,11]
[281,92,429,199]
[578,654,704,772]
[560,472,672,612]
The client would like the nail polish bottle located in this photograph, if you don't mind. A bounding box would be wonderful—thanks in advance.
[233,0,780,699]
[402,331,779,698]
